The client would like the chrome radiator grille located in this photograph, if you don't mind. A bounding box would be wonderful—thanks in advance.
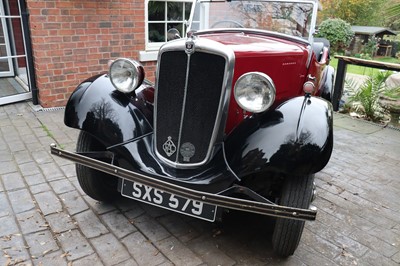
[155,49,227,167]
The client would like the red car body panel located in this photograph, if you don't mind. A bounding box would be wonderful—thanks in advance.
[200,32,315,133]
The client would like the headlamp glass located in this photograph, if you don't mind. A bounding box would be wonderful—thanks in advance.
[234,72,276,113]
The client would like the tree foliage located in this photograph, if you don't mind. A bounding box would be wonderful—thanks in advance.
[318,0,387,26]
[315,18,354,53]
[386,3,400,30]
[388,3,400,17]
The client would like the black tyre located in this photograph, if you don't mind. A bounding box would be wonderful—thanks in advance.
[76,131,119,202]
[272,174,314,257]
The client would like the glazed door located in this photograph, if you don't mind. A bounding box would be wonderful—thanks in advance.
[0,2,14,77]
[0,0,33,106]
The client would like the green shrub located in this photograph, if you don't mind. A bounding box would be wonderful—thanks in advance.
[345,71,392,122]
[361,37,379,58]
[383,86,400,99]
[316,18,354,53]
[359,53,372,60]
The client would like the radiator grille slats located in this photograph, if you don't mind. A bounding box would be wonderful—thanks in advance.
[155,50,226,166]
[178,53,225,164]
[156,51,187,162]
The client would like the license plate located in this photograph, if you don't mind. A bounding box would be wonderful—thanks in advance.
[121,179,217,222]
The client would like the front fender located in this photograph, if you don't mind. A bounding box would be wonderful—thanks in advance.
[64,74,154,147]
[225,96,333,177]
[319,65,335,102]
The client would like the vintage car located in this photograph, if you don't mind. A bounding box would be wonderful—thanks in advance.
[51,0,335,257]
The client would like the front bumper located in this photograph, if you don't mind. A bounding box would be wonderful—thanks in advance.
[50,144,317,221]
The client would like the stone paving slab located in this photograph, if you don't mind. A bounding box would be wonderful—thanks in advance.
[0,102,399,265]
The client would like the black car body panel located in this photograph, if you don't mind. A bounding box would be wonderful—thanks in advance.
[64,74,154,147]
[319,65,335,102]
[225,96,333,178]
[64,75,332,193]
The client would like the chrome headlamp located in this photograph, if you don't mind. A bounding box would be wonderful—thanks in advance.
[109,58,144,93]
[234,72,276,113]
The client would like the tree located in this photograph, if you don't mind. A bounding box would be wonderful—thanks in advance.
[318,0,387,26]
[387,2,400,18]
[386,3,400,30]
[316,18,354,53]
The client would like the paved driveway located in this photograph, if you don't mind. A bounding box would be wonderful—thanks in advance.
[1,102,399,265]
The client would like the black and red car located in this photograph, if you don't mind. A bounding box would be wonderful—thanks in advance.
[51,0,335,256]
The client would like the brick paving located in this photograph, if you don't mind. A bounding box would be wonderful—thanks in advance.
[0,101,399,265]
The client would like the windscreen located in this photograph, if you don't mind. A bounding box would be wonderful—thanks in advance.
[189,0,315,38]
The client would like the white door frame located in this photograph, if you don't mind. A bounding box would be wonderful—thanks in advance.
[0,2,15,77]
[0,0,32,105]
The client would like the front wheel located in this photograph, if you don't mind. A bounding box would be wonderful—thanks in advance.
[272,174,314,257]
[76,131,119,202]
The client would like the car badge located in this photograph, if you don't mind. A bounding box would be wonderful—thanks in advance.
[180,142,195,162]
[185,37,195,55]
[163,136,176,157]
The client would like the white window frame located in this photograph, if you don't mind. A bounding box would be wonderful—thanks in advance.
[141,0,193,61]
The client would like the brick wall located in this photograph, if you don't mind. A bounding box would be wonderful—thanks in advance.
[27,0,156,107]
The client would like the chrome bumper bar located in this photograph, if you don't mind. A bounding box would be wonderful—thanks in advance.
[50,144,317,221]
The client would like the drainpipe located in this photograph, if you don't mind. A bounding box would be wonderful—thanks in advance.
[19,0,38,105]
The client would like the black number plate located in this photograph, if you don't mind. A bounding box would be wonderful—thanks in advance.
[121,179,217,222]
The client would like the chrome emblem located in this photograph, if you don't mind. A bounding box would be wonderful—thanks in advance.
[163,136,176,157]
[185,38,195,54]
[180,142,195,162]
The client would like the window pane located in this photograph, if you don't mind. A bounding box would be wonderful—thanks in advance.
[0,61,10,72]
[184,2,192,19]
[149,1,165,21]
[149,23,165,42]
[0,44,7,57]
[191,22,200,30]
[147,0,193,47]
[167,2,183,21]
[0,45,10,72]
[192,2,201,21]
[167,23,184,41]
[0,21,4,43]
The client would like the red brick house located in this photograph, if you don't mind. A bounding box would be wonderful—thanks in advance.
[1,0,189,107]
